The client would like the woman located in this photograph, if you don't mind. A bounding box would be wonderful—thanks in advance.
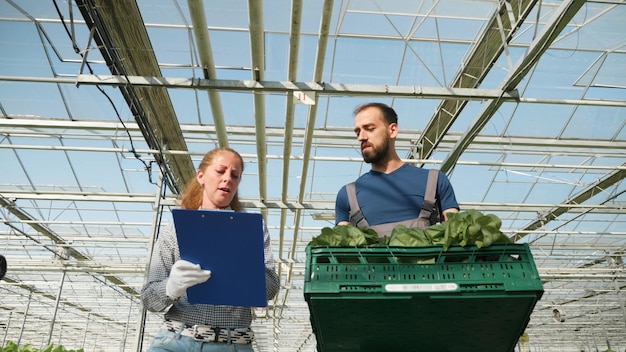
[141,147,280,351]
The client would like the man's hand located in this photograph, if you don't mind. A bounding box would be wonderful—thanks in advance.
[165,259,211,299]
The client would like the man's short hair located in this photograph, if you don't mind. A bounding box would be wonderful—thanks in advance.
[353,102,398,125]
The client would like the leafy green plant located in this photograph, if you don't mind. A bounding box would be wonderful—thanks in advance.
[308,224,379,246]
[0,341,84,352]
[308,209,511,250]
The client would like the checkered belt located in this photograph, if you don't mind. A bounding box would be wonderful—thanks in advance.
[163,320,254,344]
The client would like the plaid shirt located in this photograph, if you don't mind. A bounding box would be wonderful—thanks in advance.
[141,211,280,328]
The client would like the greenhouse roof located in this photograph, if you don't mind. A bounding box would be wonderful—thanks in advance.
[0,0,625,351]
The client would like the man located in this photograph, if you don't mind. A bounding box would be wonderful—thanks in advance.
[335,102,460,238]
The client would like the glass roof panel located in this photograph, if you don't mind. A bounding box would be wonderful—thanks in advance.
[147,27,194,67]
[563,106,625,139]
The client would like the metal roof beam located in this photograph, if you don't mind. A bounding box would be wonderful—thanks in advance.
[290,0,334,256]
[4,74,626,107]
[187,0,229,147]
[77,75,520,100]
[511,164,626,242]
[3,117,626,151]
[409,0,538,161]
[441,0,588,172]
[3,141,626,167]
[76,0,195,193]
[0,195,139,298]
[248,0,268,205]
[4,191,626,214]
[277,0,303,309]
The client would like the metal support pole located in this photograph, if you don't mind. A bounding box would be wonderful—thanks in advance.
[92,332,98,351]
[82,313,90,350]
[46,270,67,345]
[57,324,63,345]
[2,311,12,345]
[121,300,134,351]
[134,173,165,352]
[17,292,32,346]
[613,275,626,330]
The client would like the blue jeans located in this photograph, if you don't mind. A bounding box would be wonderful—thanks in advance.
[146,329,255,352]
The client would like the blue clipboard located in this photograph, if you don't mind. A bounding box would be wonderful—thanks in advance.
[172,209,267,307]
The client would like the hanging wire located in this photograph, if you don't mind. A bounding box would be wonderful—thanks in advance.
[52,0,157,185]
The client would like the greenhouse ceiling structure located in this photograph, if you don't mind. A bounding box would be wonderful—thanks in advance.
[1,0,625,351]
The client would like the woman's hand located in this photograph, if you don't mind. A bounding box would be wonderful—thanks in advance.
[165,259,211,299]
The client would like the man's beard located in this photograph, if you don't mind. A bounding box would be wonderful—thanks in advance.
[362,138,389,164]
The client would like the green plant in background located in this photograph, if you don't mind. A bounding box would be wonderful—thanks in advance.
[0,341,85,352]
[308,209,511,250]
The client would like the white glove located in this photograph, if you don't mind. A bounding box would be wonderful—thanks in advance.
[165,259,212,299]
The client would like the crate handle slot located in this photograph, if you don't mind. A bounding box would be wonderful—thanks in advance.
[385,246,402,266]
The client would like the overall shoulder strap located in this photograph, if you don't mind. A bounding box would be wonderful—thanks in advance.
[417,169,439,225]
[346,182,369,228]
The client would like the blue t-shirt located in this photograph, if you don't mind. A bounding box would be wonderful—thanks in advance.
[335,164,459,226]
